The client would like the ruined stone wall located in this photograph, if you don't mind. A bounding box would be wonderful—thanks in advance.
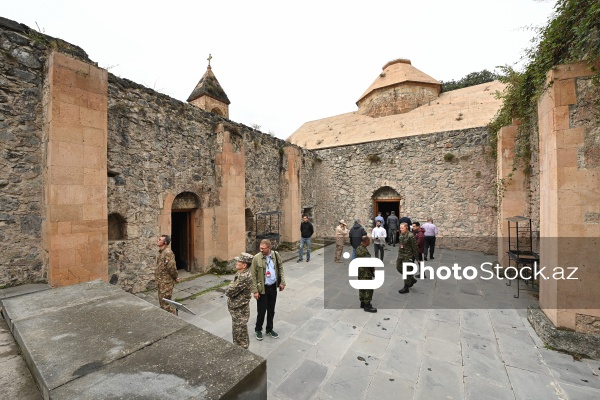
[357,83,439,118]
[313,127,498,252]
[0,19,92,287]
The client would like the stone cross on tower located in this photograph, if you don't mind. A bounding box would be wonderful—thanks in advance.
[207,53,212,67]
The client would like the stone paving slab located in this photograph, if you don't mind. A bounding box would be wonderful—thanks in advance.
[506,365,564,400]
[464,377,515,400]
[415,355,464,400]
[559,382,600,400]
[274,359,328,400]
[364,370,415,400]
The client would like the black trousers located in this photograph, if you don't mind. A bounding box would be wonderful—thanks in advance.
[424,236,436,258]
[374,243,385,261]
[255,283,277,333]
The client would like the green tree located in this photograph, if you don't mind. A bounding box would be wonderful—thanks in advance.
[441,70,499,92]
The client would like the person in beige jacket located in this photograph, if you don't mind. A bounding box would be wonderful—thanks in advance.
[335,220,349,262]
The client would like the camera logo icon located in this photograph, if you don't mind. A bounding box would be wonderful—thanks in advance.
[348,258,385,290]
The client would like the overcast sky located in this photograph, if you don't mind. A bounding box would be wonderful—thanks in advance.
[4,1,556,139]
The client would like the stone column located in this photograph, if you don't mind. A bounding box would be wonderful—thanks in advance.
[497,120,529,268]
[538,61,600,332]
[43,52,108,286]
[281,146,302,244]
[207,127,245,264]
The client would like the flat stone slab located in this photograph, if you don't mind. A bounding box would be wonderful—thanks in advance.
[0,283,50,302]
[1,280,266,399]
[51,325,266,399]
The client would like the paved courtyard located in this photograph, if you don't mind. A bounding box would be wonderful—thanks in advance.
[141,245,600,400]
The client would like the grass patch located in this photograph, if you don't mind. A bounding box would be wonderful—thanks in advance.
[175,280,231,302]
[177,273,206,283]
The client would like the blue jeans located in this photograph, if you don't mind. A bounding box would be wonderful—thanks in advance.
[299,237,311,261]
[352,246,357,260]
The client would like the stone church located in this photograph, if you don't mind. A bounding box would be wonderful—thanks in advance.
[1,16,598,346]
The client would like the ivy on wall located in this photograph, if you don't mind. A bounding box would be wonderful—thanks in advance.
[488,0,600,167]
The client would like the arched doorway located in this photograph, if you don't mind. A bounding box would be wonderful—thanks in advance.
[171,192,200,272]
[372,186,401,221]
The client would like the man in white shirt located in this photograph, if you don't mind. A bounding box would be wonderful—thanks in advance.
[422,218,439,260]
[372,220,387,261]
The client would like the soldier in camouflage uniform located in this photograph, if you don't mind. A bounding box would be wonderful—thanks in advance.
[226,252,254,349]
[396,222,418,294]
[356,236,377,313]
[155,235,178,314]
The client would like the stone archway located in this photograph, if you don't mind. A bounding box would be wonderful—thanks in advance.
[171,192,201,272]
[372,186,402,221]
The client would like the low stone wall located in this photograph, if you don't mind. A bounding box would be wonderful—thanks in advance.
[528,307,600,360]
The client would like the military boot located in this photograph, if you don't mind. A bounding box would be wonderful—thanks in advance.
[398,285,410,294]
[360,302,365,308]
[363,303,377,313]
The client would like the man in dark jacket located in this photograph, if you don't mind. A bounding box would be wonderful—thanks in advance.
[412,221,425,262]
[349,219,367,260]
[399,214,412,232]
[386,212,399,246]
[298,215,314,262]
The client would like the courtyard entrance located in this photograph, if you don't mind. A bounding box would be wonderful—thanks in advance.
[171,192,200,272]
[372,186,401,222]
[171,210,194,272]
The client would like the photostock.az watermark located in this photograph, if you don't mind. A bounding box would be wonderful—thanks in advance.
[348,259,579,290]
[399,262,579,281]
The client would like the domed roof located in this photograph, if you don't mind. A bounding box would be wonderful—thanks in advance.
[357,59,441,104]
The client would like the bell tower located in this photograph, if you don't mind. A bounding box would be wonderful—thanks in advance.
[187,54,230,118]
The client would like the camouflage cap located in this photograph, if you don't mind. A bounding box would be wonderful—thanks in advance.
[234,252,254,264]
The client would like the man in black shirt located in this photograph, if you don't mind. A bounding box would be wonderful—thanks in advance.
[298,215,314,262]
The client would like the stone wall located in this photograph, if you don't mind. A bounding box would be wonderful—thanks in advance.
[106,75,221,291]
[313,127,498,252]
[106,76,301,292]
[0,19,92,287]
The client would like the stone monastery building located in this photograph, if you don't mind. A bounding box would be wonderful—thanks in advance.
[0,17,505,292]
[2,17,599,346]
